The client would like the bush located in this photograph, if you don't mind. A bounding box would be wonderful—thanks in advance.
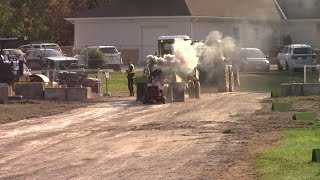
[87,48,105,69]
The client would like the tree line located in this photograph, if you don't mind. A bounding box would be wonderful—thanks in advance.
[0,0,109,46]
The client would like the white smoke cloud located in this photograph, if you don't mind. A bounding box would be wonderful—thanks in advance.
[146,30,236,74]
[172,38,198,73]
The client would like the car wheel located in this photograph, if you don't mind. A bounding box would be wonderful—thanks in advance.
[277,60,283,71]
[285,61,289,71]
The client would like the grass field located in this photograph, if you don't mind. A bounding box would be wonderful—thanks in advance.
[256,130,320,180]
[90,70,320,95]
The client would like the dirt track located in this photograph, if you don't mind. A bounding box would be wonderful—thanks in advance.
[0,92,268,179]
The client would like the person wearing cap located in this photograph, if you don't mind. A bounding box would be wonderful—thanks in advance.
[126,59,135,96]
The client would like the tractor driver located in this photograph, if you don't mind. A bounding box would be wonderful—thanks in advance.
[126,59,135,96]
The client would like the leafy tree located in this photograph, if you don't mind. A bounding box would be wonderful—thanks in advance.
[1,0,110,46]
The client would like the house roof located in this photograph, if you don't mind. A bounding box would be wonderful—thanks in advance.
[74,0,281,20]
[277,0,320,19]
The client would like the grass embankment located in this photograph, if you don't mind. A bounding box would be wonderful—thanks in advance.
[241,71,320,179]
[257,130,320,180]
[238,71,319,92]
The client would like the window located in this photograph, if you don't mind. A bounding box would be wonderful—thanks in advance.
[293,48,310,54]
[100,47,118,54]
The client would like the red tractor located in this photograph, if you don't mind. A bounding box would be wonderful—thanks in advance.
[142,69,168,104]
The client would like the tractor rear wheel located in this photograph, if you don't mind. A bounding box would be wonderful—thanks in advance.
[162,96,166,104]
[166,86,173,103]
[217,63,229,92]
[188,82,195,99]
[142,97,147,104]
[194,81,201,99]
[228,69,235,92]
[232,65,240,86]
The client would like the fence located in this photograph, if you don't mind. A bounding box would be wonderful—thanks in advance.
[60,44,320,66]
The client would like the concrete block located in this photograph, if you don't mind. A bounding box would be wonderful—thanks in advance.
[303,83,320,96]
[45,87,92,101]
[66,87,92,101]
[15,83,45,100]
[281,83,303,97]
[45,88,67,101]
[312,149,320,163]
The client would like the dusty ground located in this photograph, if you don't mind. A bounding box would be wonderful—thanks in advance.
[0,92,317,179]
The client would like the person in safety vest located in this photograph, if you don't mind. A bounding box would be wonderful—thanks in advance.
[126,59,135,96]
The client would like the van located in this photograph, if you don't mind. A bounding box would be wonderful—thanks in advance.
[277,44,317,71]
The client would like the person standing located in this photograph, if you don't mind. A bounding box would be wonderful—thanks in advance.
[126,59,135,96]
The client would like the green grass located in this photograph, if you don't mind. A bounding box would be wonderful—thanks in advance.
[238,71,320,92]
[89,71,145,94]
[257,130,320,180]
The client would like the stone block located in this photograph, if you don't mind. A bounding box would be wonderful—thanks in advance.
[15,83,45,100]
[66,87,92,101]
[281,83,303,97]
[303,83,320,96]
[45,88,67,101]
[45,87,92,101]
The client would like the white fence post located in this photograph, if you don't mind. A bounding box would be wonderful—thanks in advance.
[304,65,307,84]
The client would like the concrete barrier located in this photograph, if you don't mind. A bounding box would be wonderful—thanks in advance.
[15,83,45,100]
[45,87,92,101]
[303,83,320,96]
[281,83,303,97]
[66,87,92,101]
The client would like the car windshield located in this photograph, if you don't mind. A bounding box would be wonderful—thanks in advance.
[40,49,64,57]
[99,47,118,54]
[293,48,310,54]
[244,49,265,58]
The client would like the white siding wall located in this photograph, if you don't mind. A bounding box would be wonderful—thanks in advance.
[192,19,280,51]
[74,18,190,62]
[74,19,190,48]
[283,21,318,46]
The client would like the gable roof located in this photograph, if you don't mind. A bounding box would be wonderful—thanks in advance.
[277,0,320,19]
[74,0,281,20]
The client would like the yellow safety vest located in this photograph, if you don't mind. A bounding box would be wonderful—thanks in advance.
[128,63,135,74]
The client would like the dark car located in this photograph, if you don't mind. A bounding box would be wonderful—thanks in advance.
[25,49,78,70]
[234,48,270,72]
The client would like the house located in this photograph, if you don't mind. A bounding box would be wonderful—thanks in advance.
[66,0,283,64]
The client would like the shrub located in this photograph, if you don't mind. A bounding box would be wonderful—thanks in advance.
[87,48,105,69]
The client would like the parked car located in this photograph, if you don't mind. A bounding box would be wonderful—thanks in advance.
[277,44,317,71]
[0,49,25,61]
[24,49,78,70]
[230,48,270,72]
[18,43,62,53]
[74,46,122,71]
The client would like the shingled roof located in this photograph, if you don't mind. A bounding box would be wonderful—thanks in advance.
[277,0,320,19]
[75,0,281,20]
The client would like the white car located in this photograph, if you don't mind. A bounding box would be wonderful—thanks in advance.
[18,43,62,53]
[277,44,317,71]
[1,49,25,61]
[74,46,122,71]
